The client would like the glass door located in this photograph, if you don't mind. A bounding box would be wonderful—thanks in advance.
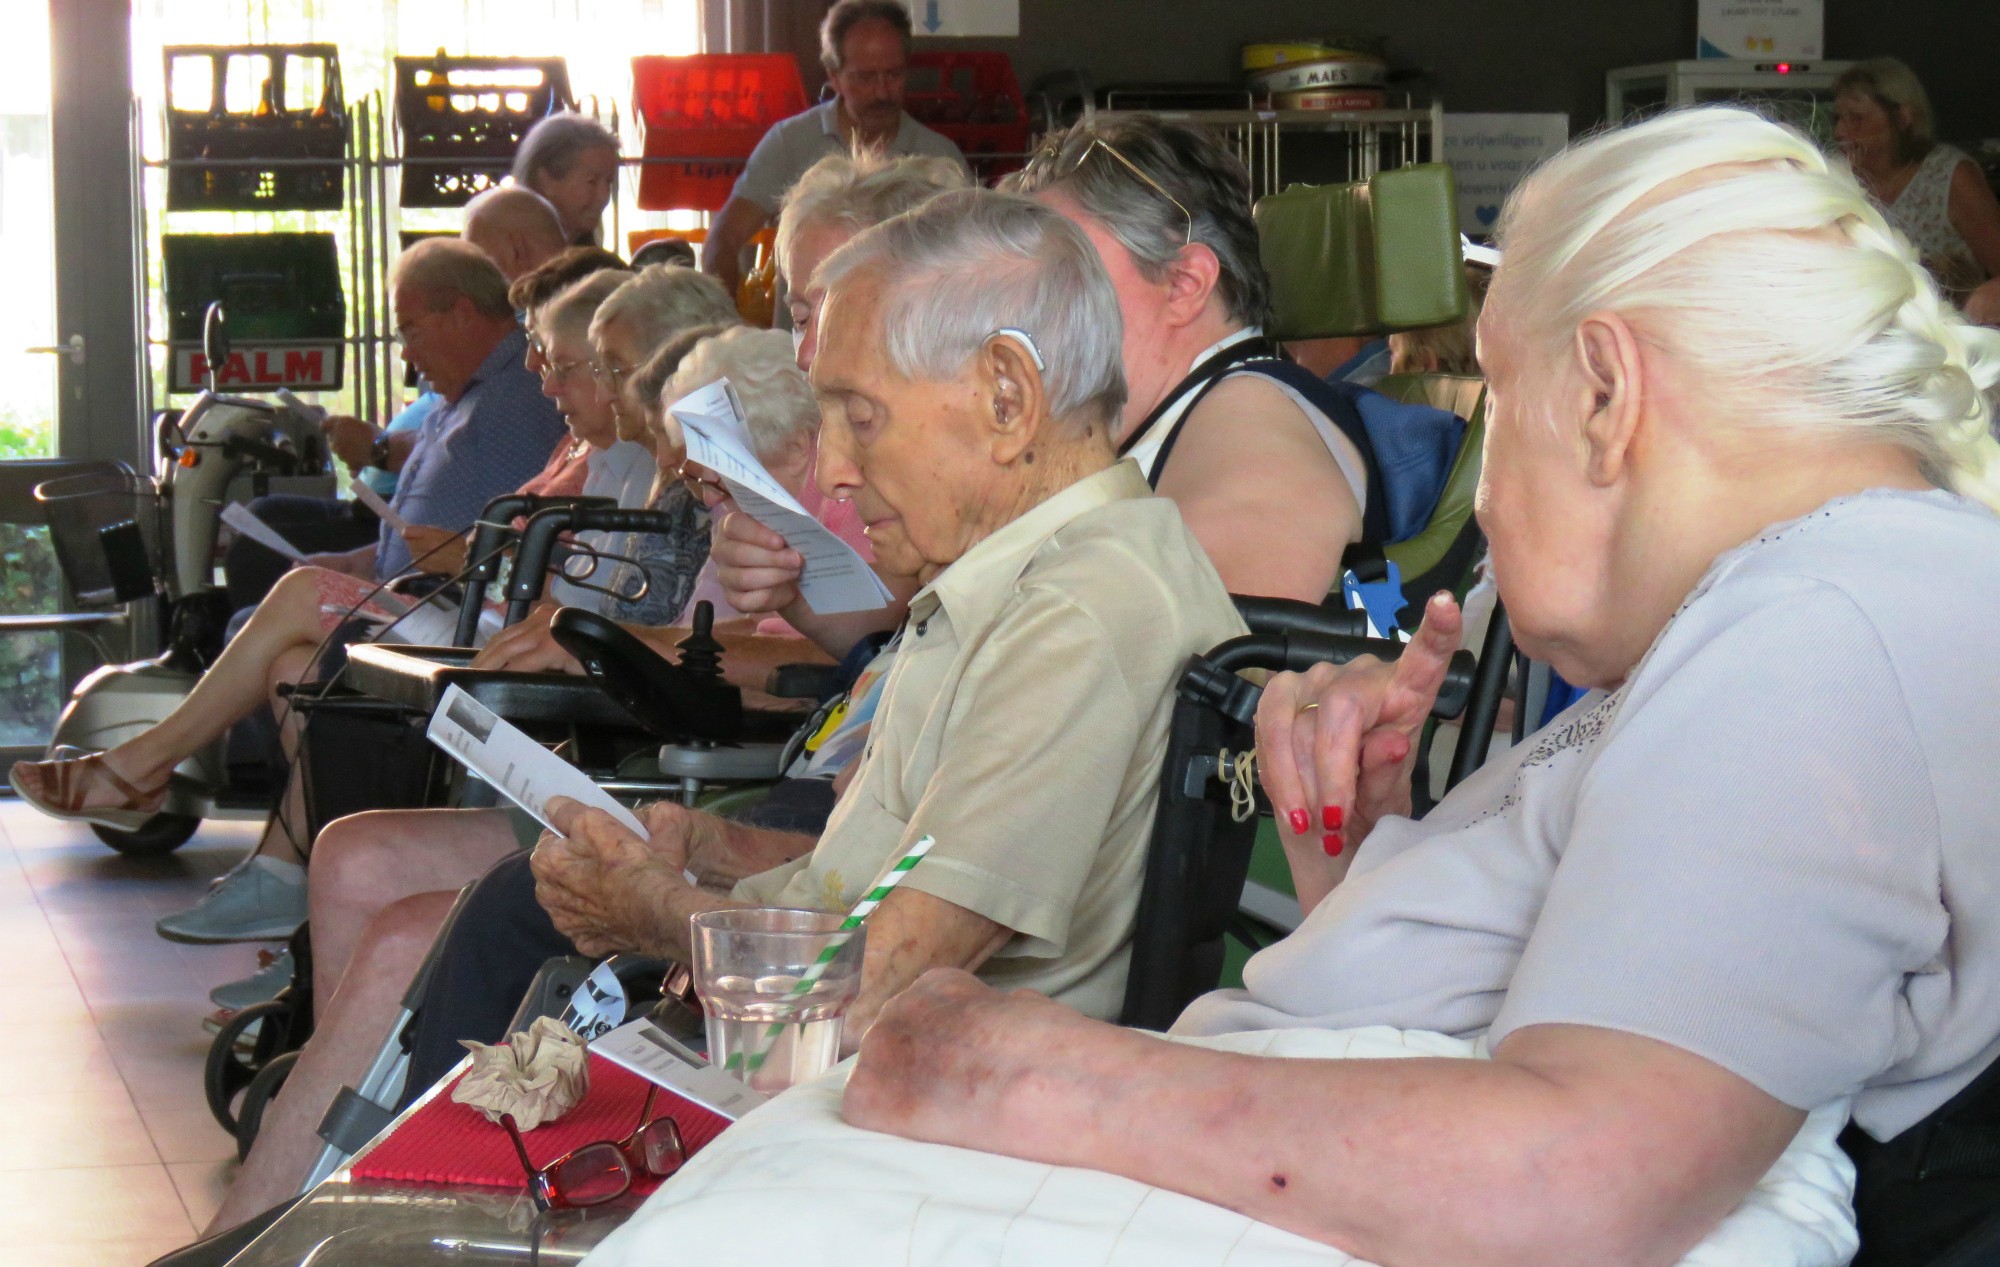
[0,1,63,748]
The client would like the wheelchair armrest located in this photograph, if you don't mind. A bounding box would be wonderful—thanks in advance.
[1181,631,1478,727]
[767,662,846,701]
[1232,594,1369,640]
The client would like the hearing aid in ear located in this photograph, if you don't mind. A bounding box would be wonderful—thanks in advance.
[991,327,1047,371]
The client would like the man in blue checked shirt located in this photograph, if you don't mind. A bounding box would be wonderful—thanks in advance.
[304,238,567,582]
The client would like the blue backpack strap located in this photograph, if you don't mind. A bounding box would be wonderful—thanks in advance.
[1231,359,1394,546]
[1238,362,1466,546]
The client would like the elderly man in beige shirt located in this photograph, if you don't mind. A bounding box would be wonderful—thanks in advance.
[534,187,1244,1039]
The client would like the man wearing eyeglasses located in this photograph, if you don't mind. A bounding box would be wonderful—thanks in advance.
[304,239,568,583]
[701,0,968,297]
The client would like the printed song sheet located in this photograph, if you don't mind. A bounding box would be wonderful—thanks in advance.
[427,684,648,838]
[593,1019,771,1120]
[220,502,307,563]
[669,379,893,615]
[348,477,411,533]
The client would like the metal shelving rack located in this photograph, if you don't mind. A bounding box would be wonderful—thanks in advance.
[133,91,405,427]
[1082,94,1443,202]
[133,83,703,430]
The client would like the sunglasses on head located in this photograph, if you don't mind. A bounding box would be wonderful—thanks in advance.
[1063,135,1194,248]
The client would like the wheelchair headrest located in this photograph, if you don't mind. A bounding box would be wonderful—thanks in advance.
[1256,163,1468,339]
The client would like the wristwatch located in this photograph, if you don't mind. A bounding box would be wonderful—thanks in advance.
[369,432,392,469]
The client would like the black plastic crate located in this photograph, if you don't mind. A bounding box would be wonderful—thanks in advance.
[163,233,347,393]
[395,53,575,208]
[165,44,347,212]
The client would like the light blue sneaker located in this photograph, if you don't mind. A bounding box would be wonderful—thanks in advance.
[156,857,306,944]
[208,948,296,1011]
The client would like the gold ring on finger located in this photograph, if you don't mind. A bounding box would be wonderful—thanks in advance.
[1299,702,1320,713]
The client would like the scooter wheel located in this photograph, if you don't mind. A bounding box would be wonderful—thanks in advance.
[92,813,199,856]
[234,1049,300,1162]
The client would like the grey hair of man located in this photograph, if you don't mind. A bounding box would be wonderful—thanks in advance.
[775,151,970,285]
[589,263,742,352]
[1008,116,1273,331]
[511,111,620,187]
[816,188,1128,432]
[819,0,911,74]
[540,269,632,345]
[390,237,513,319]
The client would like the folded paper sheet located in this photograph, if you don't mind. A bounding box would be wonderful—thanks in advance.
[669,379,893,616]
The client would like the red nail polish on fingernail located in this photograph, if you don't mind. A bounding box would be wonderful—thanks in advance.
[1322,805,1344,831]
[1322,833,1344,857]
[1287,808,1310,835]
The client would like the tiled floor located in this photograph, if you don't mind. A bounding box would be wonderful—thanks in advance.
[0,800,269,1266]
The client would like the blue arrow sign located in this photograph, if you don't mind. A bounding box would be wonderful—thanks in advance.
[923,0,942,32]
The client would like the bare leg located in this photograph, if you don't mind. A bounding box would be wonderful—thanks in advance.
[203,888,460,1236]
[308,809,520,1011]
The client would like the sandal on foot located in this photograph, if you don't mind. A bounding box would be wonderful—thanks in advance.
[8,752,168,831]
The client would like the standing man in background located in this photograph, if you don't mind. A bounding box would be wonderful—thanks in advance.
[702,0,967,295]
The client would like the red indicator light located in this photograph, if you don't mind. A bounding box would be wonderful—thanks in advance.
[1776,62,1791,73]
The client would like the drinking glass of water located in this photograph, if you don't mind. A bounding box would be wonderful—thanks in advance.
[689,908,868,1094]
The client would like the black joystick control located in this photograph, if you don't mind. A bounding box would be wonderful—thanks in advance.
[676,600,724,681]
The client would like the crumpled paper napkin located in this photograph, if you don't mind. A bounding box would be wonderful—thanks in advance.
[452,1015,591,1130]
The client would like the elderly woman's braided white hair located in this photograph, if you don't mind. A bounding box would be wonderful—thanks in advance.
[1491,106,2000,511]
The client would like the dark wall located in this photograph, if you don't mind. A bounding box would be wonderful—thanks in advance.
[871,0,2000,141]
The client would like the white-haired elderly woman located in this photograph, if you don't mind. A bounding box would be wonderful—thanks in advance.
[582,107,2000,1267]
[588,264,743,434]
[511,110,620,246]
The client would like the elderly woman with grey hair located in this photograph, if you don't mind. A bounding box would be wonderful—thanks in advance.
[511,110,620,245]
[588,107,2000,1267]
[1001,115,1365,603]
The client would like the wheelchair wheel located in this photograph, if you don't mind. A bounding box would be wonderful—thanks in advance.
[233,1049,299,1162]
[92,813,199,856]
[205,998,295,1135]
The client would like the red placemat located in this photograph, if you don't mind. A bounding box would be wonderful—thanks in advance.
[351,1053,734,1189]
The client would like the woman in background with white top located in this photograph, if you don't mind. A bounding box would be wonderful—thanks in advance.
[1835,57,2000,324]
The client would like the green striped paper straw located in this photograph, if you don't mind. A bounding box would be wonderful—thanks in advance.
[727,834,937,1075]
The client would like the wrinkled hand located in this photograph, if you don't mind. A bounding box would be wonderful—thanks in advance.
[1255,592,1462,855]
[844,969,1098,1150]
[400,523,468,575]
[712,508,803,615]
[530,798,697,957]
[471,603,579,673]
[322,414,379,473]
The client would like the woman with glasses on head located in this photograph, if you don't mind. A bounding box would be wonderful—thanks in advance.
[1002,117,1367,606]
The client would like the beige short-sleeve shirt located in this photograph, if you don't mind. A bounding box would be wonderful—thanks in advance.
[732,461,1246,1020]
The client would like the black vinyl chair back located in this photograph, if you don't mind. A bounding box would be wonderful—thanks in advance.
[1117,596,1479,1030]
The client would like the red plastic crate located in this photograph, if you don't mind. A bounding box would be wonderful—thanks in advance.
[632,54,809,211]
[904,51,1031,182]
